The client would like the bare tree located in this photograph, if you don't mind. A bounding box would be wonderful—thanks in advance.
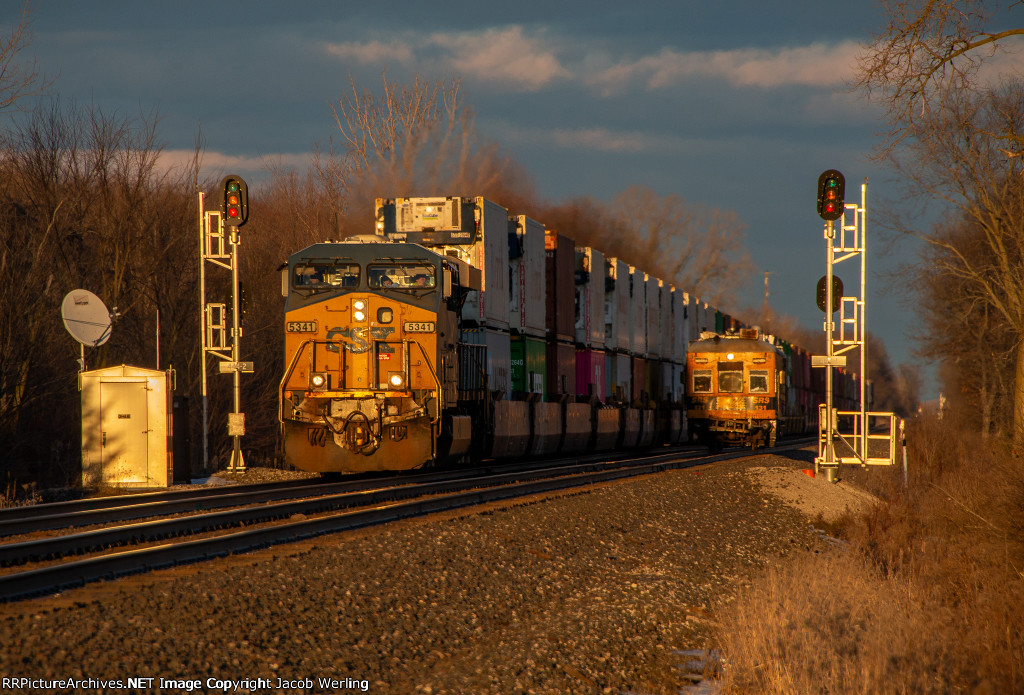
[855,0,1024,154]
[0,1,51,113]
[545,187,751,307]
[328,72,533,233]
[857,1,1024,447]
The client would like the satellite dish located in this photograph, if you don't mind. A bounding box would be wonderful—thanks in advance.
[61,289,113,347]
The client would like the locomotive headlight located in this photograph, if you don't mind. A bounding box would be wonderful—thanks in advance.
[310,372,328,390]
[353,299,367,322]
[388,372,406,389]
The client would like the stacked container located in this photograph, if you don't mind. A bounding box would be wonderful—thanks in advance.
[574,246,606,401]
[509,215,546,397]
[545,229,576,398]
[604,258,632,402]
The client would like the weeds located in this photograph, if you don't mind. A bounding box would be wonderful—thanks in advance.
[716,411,1024,694]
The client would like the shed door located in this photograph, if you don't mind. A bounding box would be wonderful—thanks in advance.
[100,380,149,484]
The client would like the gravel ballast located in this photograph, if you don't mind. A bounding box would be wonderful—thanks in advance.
[0,449,872,694]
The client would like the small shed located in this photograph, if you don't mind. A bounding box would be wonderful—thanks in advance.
[81,365,173,488]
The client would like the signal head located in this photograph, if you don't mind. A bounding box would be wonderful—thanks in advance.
[816,170,845,222]
[221,175,249,227]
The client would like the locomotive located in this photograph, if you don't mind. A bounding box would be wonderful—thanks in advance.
[279,195,853,473]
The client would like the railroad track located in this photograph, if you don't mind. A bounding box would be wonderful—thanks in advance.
[0,440,812,602]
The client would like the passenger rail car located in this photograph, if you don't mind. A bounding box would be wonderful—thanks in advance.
[685,329,787,450]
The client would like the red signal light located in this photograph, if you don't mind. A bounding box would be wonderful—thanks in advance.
[220,175,248,227]
[816,170,845,222]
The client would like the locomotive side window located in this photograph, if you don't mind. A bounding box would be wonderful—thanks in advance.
[369,263,436,290]
[293,262,360,289]
[693,369,712,393]
[749,369,769,393]
[717,361,744,393]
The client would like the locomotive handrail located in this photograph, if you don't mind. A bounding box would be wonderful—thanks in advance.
[409,338,442,426]
[279,338,315,424]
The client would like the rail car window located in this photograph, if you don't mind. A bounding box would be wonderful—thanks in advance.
[749,369,769,393]
[717,362,744,393]
[293,263,360,289]
[369,263,436,290]
[693,369,712,393]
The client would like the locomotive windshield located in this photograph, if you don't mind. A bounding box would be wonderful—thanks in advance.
[293,262,360,290]
[368,262,436,290]
[717,362,744,393]
[693,370,712,393]
[749,369,769,393]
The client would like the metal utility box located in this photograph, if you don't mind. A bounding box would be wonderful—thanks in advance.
[81,365,173,488]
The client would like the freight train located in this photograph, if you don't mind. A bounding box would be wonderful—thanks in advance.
[278,196,855,472]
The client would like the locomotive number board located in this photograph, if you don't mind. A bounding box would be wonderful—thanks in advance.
[404,322,435,333]
[286,321,318,333]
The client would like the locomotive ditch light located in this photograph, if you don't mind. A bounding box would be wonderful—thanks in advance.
[310,372,328,390]
[388,372,406,389]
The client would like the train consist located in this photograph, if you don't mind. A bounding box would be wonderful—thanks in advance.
[279,195,858,473]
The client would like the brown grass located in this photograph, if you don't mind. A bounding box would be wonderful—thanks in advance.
[716,412,1024,694]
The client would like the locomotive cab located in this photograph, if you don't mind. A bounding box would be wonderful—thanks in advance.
[686,329,784,451]
[279,240,478,473]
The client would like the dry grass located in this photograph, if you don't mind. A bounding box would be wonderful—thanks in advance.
[716,412,1024,694]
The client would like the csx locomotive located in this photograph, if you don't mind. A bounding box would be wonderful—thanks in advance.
[279,237,481,472]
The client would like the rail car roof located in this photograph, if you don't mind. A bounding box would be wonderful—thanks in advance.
[688,334,785,356]
[288,239,444,265]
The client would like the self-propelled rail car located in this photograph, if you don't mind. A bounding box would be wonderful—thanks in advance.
[685,329,788,450]
[279,237,480,472]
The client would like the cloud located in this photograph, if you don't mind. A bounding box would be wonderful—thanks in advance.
[156,149,313,183]
[324,39,414,66]
[440,26,570,91]
[587,40,865,94]
[322,26,569,92]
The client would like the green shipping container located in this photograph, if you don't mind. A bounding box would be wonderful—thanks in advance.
[511,335,547,397]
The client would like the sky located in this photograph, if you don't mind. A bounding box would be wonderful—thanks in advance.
[3,0,979,399]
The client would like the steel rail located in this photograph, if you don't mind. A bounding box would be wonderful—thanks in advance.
[0,440,813,602]
[0,444,708,536]
[0,447,713,566]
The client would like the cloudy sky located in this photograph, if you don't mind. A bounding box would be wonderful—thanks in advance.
[5,0,963,396]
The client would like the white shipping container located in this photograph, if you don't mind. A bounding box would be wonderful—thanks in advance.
[509,215,546,338]
[672,289,690,363]
[604,258,631,352]
[646,275,662,359]
[574,246,606,349]
[629,267,648,357]
[393,196,509,329]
